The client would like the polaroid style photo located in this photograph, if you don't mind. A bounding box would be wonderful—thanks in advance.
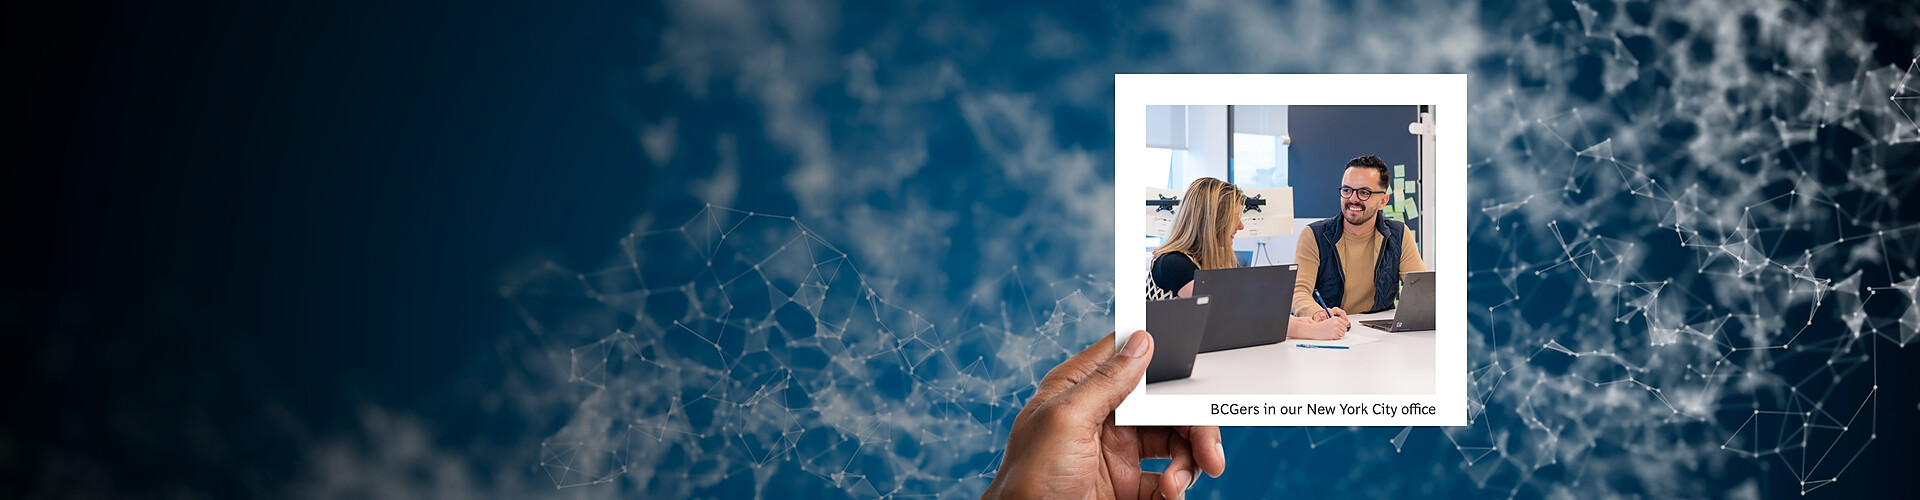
[1114,74,1468,427]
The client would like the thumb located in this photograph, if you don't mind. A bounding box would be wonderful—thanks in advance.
[1052,330,1153,418]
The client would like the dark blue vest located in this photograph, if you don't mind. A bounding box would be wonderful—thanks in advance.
[1307,215,1405,313]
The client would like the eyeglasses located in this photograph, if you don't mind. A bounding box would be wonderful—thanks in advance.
[1339,186,1383,201]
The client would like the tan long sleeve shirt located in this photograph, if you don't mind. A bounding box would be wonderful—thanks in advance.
[1292,225,1427,315]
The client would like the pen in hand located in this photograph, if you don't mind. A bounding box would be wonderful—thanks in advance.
[1312,289,1348,331]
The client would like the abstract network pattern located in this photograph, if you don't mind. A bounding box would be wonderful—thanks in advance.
[1451,2,1920,496]
[506,205,1111,498]
[499,0,1920,498]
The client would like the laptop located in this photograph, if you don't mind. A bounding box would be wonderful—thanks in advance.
[1191,264,1297,352]
[1145,296,1212,383]
[1360,271,1436,332]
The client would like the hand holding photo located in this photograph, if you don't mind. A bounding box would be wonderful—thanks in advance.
[982,331,1226,500]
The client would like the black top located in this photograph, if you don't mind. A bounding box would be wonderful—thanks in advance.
[1151,252,1199,294]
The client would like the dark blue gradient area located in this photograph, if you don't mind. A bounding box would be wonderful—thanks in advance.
[9,0,1920,499]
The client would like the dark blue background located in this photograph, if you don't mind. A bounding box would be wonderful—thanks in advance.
[9,1,654,495]
[9,0,1920,498]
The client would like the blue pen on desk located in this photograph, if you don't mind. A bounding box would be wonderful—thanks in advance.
[1296,344,1349,350]
[1312,289,1348,330]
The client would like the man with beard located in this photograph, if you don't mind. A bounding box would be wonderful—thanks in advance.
[1292,155,1428,322]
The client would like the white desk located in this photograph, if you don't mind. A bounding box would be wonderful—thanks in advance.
[1146,310,1436,395]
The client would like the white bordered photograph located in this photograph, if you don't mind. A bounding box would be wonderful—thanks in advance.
[1114,74,1467,427]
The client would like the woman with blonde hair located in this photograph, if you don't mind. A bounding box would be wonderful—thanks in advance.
[1147,177,1348,340]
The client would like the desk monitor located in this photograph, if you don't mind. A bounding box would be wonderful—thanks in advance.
[1145,296,1212,383]
[1145,186,1181,238]
[1360,271,1436,332]
[1236,187,1292,237]
[1191,264,1297,352]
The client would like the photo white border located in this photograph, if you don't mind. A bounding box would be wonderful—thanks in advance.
[1113,74,1468,427]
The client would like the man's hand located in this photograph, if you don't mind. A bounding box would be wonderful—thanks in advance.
[981,331,1227,500]
[1311,307,1349,323]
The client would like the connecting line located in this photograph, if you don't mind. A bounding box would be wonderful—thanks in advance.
[1539,340,1688,415]
[540,425,634,489]
[1803,223,1920,258]
[1538,221,1594,279]
[1603,154,1670,201]
[1805,388,1876,480]
[1478,194,1535,222]
[1893,57,1920,135]
[1441,416,1499,466]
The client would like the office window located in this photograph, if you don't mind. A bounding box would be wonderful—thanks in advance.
[1232,132,1286,188]
[1229,105,1288,188]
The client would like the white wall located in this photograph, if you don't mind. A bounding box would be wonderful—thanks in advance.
[1145,105,1188,149]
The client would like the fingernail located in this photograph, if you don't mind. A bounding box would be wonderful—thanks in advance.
[1121,331,1151,358]
[1212,441,1225,476]
[1175,469,1193,493]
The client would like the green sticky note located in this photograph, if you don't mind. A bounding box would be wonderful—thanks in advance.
[1405,183,1416,194]
[1404,200,1420,220]
[1394,178,1406,195]
[1394,164,1405,177]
